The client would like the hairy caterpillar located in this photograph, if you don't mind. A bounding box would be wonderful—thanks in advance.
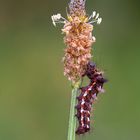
[75,62,107,135]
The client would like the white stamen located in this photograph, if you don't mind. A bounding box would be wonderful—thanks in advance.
[56,13,61,19]
[51,13,67,27]
[52,21,56,26]
[92,11,96,18]
[89,20,97,24]
[53,13,61,20]
[88,11,102,25]
[88,11,96,21]
[97,18,102,24]
[95,13,99,19]
[92,36,96,42]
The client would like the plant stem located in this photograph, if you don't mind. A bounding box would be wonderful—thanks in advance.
[67,81,81,140]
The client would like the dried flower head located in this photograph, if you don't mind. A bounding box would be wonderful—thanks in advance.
[51,0,102,83]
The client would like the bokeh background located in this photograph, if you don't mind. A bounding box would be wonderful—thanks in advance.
[0,0,140,140]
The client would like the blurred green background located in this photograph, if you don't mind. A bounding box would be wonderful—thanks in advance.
[0,0,140,140]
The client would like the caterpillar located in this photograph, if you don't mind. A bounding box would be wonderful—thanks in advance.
[75,62,107,135]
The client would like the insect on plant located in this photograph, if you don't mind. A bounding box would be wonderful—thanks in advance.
[51,0,107,140]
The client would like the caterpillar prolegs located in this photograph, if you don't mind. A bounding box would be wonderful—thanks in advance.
[75,62,107,135]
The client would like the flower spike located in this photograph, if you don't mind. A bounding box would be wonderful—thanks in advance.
[51,0,107,137]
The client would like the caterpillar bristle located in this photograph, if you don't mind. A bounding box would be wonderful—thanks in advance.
[75,61,107,135]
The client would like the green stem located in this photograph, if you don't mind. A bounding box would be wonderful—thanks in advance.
[67,81,81,140]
